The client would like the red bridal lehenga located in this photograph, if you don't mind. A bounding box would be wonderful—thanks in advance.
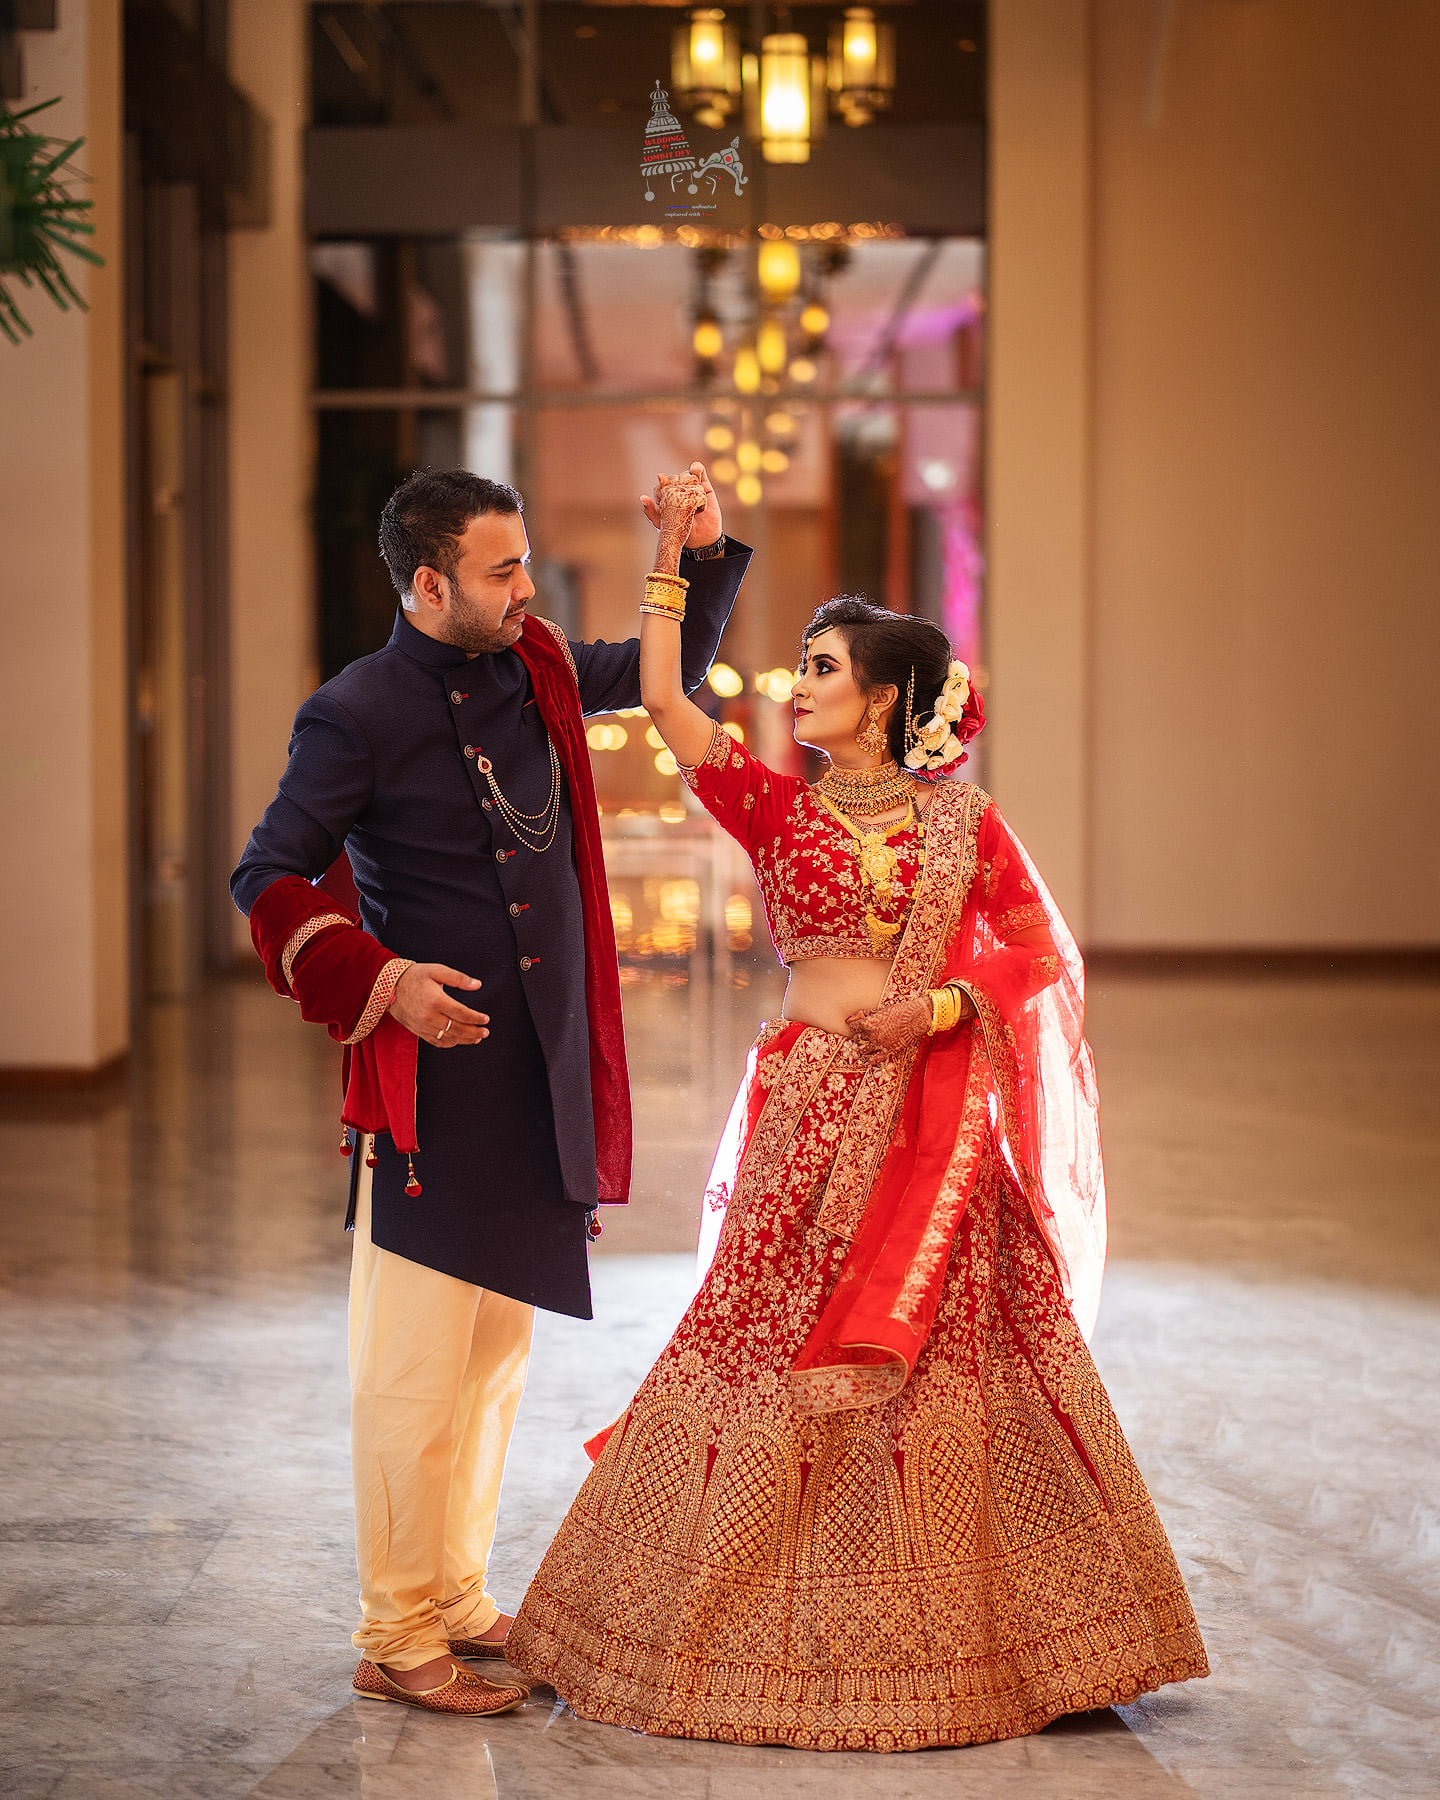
[510,724,1208,1751]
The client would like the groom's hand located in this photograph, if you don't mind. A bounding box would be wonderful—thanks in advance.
[641,460,723,549]
[389,963,490,1046]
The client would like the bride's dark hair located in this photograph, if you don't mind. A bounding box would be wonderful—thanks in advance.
[800,597,952,765]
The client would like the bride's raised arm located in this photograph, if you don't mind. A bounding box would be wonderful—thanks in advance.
[638,467,723,768]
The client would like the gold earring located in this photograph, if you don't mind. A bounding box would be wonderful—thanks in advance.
[855,701,888,758]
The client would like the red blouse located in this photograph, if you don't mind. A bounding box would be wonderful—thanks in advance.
[679,722,927,965]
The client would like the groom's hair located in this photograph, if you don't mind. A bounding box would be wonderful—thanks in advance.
[379,468,523,602]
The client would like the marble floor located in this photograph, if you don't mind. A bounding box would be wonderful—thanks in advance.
[1,879,1438,1798]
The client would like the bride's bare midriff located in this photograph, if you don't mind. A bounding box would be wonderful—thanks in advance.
[782,955,893,1039]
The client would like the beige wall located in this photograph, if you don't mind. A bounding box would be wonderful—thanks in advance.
[227,0,314,956]
[0,1,128,1071]
[990,0,1440,948]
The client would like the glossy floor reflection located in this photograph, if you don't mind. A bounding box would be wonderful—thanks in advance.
[1,895,1437,1798]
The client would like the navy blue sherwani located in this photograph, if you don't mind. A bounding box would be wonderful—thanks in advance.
[231,543,749,1319]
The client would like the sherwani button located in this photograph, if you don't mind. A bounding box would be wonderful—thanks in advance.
[519,955,533,971]
[451,690,464,704]
[482,799,493,810]
[509,903,522,917]
[464,744,477,759]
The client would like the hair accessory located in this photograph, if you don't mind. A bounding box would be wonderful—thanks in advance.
[904,660,986,779]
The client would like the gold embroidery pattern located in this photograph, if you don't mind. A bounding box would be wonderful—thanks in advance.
[279,912,352,990]
[510,1035,1208,1751]
[341,956,415,1045]
[810,783,986,1241]
[677,719,731,787]
[534,615,579,685]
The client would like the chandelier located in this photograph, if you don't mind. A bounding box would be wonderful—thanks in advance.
[668,7,897,164]
[692,239,850,507]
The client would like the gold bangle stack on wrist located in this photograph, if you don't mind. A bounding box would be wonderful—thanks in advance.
[927,981,969,1035]
[641,570,689,621]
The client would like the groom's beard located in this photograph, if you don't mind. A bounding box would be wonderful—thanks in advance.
[438,582,526,655]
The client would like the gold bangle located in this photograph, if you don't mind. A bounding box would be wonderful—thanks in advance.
[640,602,686,620]
[927,982,966,1035]
[645,571,689,596]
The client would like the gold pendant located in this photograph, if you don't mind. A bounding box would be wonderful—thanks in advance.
[865,912,903,957]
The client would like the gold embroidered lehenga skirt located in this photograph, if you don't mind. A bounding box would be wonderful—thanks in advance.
[509,1022,1209,1752]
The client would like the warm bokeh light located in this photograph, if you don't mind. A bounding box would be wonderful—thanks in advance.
[765,409,796,436]
[724,893,753,933]
[721,721,746,744]
[586,722,629,751]
[735,474,763,506]
[733,345,760,393]
[658,802,687,823]
[644,725,666,750]
[760,447,789,473]
[754,667,796,702]
[736,439,762,474]
[703,422,734,451]
[711,456,738,484]
[707,661,744,698]
[653,748,679,777]
[756,318,788,374]
[757,239,801,300]
[799,300,830,337]
[692,316,724,361]
[788,356,818,383]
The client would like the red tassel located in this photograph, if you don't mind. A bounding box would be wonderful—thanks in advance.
[365,1143,379,1168]
[339,1123,353,1157]
[405,1155,423,1198]
[586,1212,603,1240]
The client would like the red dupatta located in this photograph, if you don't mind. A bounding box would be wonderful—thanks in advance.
[783,781,1106,1413]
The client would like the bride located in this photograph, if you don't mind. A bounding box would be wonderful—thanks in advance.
[507,469,1208,1751]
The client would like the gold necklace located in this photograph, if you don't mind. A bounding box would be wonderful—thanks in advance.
[813,792,926,957]
[813,759,913,817]
[473,738,563,854]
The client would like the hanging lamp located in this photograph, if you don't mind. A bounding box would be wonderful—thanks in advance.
[748,33,826,164]
[827,6,895,127]
[671,9,742,130]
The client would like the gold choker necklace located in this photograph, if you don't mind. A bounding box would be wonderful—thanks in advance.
[814,759,913,817]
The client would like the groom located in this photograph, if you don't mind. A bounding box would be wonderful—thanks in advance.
[231,463,746,1713]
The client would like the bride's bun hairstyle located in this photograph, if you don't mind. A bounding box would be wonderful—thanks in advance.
[800,597,985,776]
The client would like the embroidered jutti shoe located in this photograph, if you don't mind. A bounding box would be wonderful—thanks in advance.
[352,1657,526,1716]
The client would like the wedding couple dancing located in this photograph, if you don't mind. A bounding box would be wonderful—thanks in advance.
[232,460,1207,1750]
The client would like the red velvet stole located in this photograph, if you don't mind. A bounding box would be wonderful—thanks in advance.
[788,785,1106,1414]
[514,616,632,1203]
[248,619,632,1193]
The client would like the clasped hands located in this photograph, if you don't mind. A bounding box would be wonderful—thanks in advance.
[640,461,722,548]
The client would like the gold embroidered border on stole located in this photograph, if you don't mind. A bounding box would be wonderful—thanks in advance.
[723,1027,846,1237]
[813,782,988,1241]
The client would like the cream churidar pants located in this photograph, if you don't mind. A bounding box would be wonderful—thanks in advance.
[348,1148,534,1670]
